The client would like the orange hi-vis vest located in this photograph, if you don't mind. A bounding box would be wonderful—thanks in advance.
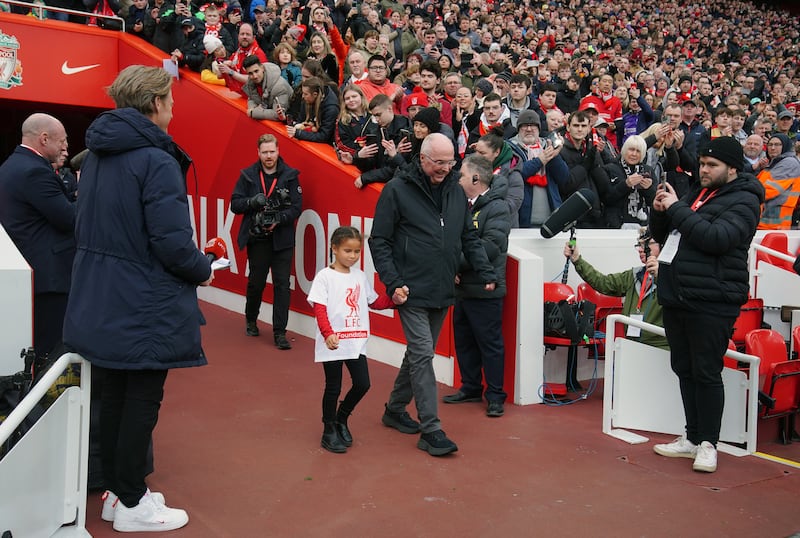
[757,169,800,229]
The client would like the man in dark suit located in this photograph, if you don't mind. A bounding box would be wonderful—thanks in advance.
[0,113,75,359]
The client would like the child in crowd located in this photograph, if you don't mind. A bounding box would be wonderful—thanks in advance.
[273,43,302,89]
[125,0,155,42]
[201,35,228,85]
[202,4,234,54]
[306,226,402,453]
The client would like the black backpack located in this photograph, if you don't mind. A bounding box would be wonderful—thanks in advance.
[544,299,596,344]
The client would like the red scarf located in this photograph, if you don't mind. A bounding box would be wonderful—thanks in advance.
[524,140,547,186]
[479,120,499,137]
[205,23,221,38]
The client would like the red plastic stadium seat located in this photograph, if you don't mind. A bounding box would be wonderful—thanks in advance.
[792,325,800,360]
[731,298,765,352]
[744,329,789,381]
[756,232,793,272]
[760,360,800,444]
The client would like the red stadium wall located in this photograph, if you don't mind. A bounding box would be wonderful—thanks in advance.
[0,13,455,356]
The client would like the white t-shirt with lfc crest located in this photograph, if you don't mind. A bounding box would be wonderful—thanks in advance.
[307,266,380,362]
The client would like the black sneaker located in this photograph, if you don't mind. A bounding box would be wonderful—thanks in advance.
[275,333,292,350]
[486,401,504,417]
[381,404,420,434]
[246,321,259,336]
[417,429,458,456]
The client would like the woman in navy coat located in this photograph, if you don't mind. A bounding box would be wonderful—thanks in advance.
[63,65,212,532]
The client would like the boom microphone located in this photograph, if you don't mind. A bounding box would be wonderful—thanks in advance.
[540,189,598,239]
[204,237,227,263]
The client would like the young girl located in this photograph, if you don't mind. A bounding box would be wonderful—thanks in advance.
[307,227,400,453]
[334,84,369,164]
[273,43,302,89]
[286,76,340,144]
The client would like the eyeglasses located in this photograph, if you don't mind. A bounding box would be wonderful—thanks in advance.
[369,66,387,71]
[422,154,456,167]
[767,141,784,147]
[634,241,658,249]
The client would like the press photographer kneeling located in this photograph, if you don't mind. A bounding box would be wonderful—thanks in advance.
[231,134,303,349]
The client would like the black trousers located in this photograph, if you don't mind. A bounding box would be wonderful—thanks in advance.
[33,292,68,359]
[245,240,293,335]
[321,355,370,423]
[453,297,507,402]
[662,307,736,446]
[95,365,168,508]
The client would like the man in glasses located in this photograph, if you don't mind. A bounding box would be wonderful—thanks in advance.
[355,55,404,112]
[369,133,497,457]
[562,228,667,349]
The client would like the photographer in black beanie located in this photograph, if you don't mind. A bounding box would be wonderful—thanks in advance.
[649,136,764,474]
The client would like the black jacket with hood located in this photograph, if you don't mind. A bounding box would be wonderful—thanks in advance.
[369,161,496,308]
[650,172,765,316]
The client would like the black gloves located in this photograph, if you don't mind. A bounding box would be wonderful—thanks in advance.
[248,193,267,209]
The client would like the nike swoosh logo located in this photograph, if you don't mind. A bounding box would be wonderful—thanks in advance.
[61,61,101,75]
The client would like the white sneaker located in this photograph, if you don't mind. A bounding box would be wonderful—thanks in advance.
[112,490,188,532]
[653,436,698,459]
[692,441,718,473]
[101,489,166,522]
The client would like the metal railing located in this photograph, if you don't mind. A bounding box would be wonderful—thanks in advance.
[0,352,91,537]
[2,0,125,31]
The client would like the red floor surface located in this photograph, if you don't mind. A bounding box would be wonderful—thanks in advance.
[85,302,800,537]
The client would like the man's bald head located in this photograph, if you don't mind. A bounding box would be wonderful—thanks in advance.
[21,113,61,139]
[20,113,68,163]
[420,133,453,157]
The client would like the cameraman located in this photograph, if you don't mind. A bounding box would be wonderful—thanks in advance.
[231,134,303,350]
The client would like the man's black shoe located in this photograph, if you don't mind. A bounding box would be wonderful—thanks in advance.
[486,401,504,417]
[442,391,482,404]
[275,333,292,350]
[417,429,458,456]
[246,321,259,337]
[381,404,420,434]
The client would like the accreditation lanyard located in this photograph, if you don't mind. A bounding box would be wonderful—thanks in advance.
[690,188,718,211]
[635,273,651,313]
[260,169,278,198]
[628,271,653,337]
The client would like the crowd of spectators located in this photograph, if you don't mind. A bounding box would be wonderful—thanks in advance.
[23,0,800,229]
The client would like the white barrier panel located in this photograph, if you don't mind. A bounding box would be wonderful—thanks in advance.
[602,315,760,455]
[0,354,91,538]
[0,225,32,376]
[610,338,748,443]
[507,229,640,404]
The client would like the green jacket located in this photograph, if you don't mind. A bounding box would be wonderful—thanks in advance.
[573,256,668,350]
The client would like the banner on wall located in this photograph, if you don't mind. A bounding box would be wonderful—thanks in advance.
[0,17,118,107]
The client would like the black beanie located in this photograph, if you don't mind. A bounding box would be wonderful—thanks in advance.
[414,107,441,134]
[699,136,743,171]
